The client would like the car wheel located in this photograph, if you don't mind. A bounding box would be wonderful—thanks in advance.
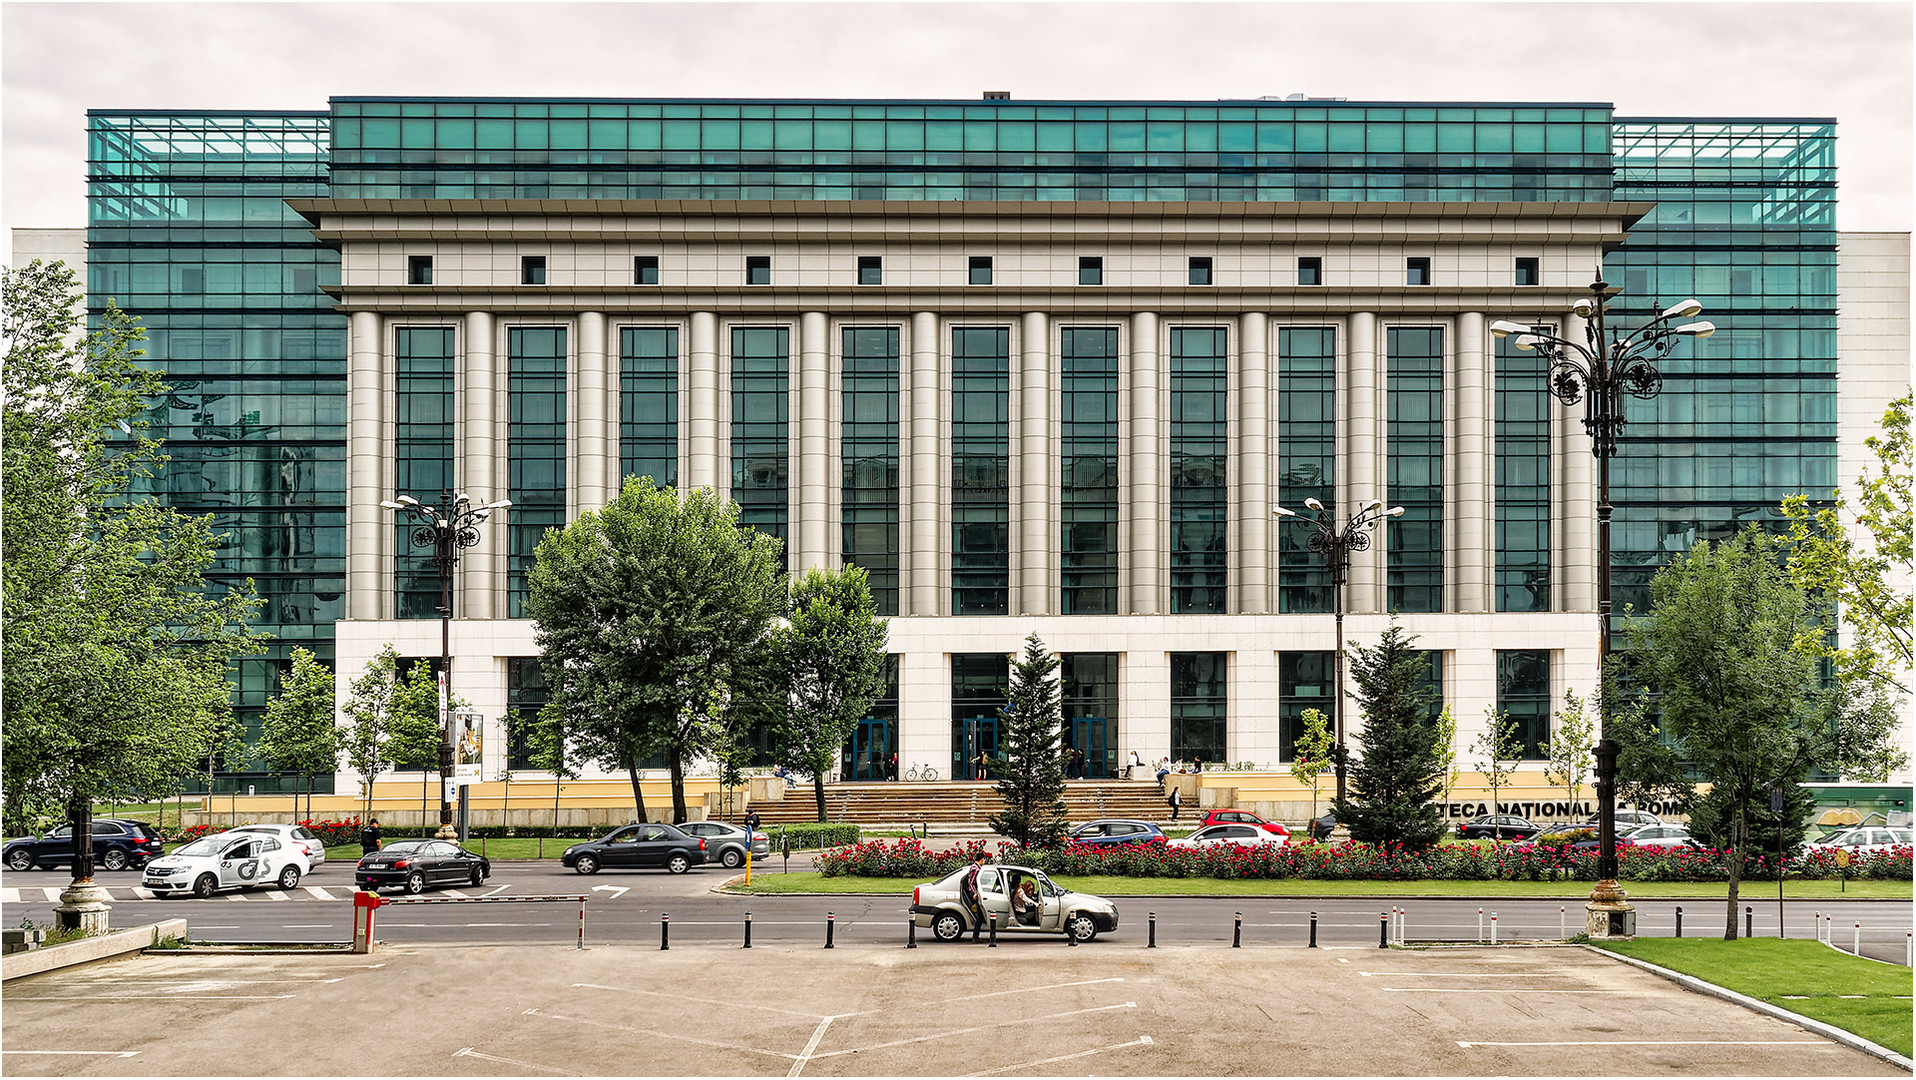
[667,853,691,875]
[404,870,427,894]
[575,854,599,875]
[932,911,965,943]
[7,849,36,871]
[1066,913,1098,943]
[100,848,130,871]
[192,873,218,899]
[277,864,301,890]
[469,866,483,887]
[720,847,744,869]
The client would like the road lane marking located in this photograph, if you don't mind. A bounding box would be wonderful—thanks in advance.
[454,1047,572,1075]
[1362,971,1581,978]
[809,1002,1138,1061]
[0,889,16,903]
[440,890,470,898]
[283,924,333,929]
[21,994,298,1000]
[591,885,630,900]
[572,984,830,1019]
[303,886,339,901]
[41,888,60,901]
[131,887,159,900]
[192,925,239,929]
[479,883,513,898]
[789,1017,835,1077]
[966,1035,1154,1076]
[523,1008,796,1061]
[1458,1040,1832,1048]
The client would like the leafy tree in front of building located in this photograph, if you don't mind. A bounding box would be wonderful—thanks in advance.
[1288,708,1334,826]
[390,658,451,831]
[527,477,785,823]
[1470,708,1522,837]
[343,646,400,819]
[1541,688,1595,812]
[989,634,1070,848]
[1333,623,1447,850]
[1,261,262,875]
[256,647,340,822]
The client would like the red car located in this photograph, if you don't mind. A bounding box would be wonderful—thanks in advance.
[1198,810,1291,839]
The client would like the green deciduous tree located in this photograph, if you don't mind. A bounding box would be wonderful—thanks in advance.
[2,261,262,885]
[1431,704,1459,804]
[342,646,401,820]
[1288,708,1334,826]
[989,635,1070,848]
[527,477,784,823]
[1541,688,1596,811]
[256,647,340,822]
[1333,623,1447,850]
[390,659,449,831]
[1470,708,1522,837]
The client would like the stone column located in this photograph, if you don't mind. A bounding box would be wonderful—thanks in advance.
[687,312,722,492]
[1557,313,1597,614]
[1454,311,1490,612]
[908,311,943,615]
[575,311,609,514]
[1236,311,1271,614]
[1018,311,1051,615]
[1343,311,1383,614]
[796,311,831,572]
[461,311,498,620]
[345,310,385,621]
[1128,312,1161,615]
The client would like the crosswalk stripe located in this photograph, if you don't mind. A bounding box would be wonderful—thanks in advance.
[0,889,17,904]
[440,890,469,899]
[41,888,60,902]
[132,887,158,900]
[264,890,289,902]
[303,885,339,901]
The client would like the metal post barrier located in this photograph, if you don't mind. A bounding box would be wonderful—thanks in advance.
[1676,906,1683,937]
[1745,906,1753,939]
[1490,912,1498,945]
[1308,911,1318,949]
[1813,910,1820,942]
[1233,911,1242,948]
[577,898,585,951]
[1854,922,1861,956]
[743,911,752,949]
[826,912,836,949]
[987,912,998,948]
[1379,912,1389,949]
[660,913,670,951]
[1905,931,1911,968]
[1148,912,1157,948]
[1560,906,1566,941]
[1067,921,1078,947]
[1477,907,1485,942]
[906,917,917,949]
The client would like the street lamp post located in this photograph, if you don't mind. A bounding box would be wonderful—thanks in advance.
[1491,277,1713,936]
[380,491,511,841]
[1273,498,1404,806]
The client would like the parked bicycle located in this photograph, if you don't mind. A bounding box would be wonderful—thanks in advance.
[903,762,940,782]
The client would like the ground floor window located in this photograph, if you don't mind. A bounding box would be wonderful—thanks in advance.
[1062,653,1119,778]
[1496,649,1551,759]
[952,653,1009,780]
[841,656,900,780]
[1278,651,1336,762]
[1170,652,1227,764]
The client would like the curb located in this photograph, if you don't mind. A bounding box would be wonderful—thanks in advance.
[2,919,188,982]
[1582,944,1914,1071]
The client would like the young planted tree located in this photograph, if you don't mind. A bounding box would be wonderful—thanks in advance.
[342,646,399,820]
[1469,708,1522,839]
[390,659,449,834]
[526,701,579,857]
[256,647,341,821]
[988,635,1070,849]
[1541,688,1596,813]
[1288,708,1334,827]
[1432,704,1459,803]
[2,261,263,902]
[1333,623,1447,850]
[527,477,785,823]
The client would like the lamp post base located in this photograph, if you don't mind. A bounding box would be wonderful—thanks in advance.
[55,881,112,934]
[434,820,458,841]
[1585,880,1636,939]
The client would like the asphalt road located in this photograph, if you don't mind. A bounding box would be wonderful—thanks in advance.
[4,862,1910,962]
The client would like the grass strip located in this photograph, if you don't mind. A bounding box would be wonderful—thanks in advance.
[1596,938,1913,1058]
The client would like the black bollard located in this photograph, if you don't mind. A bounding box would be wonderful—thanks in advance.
[907,917,917,949]
[1745,906,1753,939]
[1309,911,1318,949]
[661,913,670,951]
[988,912,998,947]
[743,911,752,949]
[1148,911,1157,948]
[1379,912,1389,949]
[1675,906,1683,938]
[825,911,835,949]
[1233,911,1242,948]
[1067,920,1079,947]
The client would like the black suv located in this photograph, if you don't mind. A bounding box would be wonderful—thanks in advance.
[4,819,164,871]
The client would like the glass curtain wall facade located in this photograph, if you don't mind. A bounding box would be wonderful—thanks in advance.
[1169,327,1229,613]
[1387,327,1444,612]
[507,327,567,618]
[842,327,901,615]
[1060,327,1120,614]
[394,326,455,619]
[1494,334,1552,612]
[1276,327,1337,613]
[951,327,1011,615]
[730,327,791,567]
[1495,650,1551,759]
[841,657,900,781]
[1170,653,1228,763]
[1061,653,1119,778]
[619,326,678,489]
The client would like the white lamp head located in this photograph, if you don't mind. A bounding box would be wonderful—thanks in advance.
[1272,506,1296,518]
[1304,497,1324,512]
[455,491,472,506]
[1513,335,1539,351]
[1570,297,1597,318]
[1488,320,1530,338]
[487,499,514,510]
[1363,499,1383,511]
[379,500,404,510]
[396,494,419,506]
[1675,321,1716,338]
[1662,297,1704,319]
[1388,506,1406,517]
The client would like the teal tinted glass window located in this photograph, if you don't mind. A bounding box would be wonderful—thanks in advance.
[1495,334,1551,612]
[408,256,433,285]
[1170,652,1227,764]
[1060,327,1119,615]
[521,256,546,285]
[1279,651,1335,763]
[842,326,900,616]
[1496,649,1551,759]
[1062,653,1120,779]
[619,326,678,489]
[951,327,1010,615]
[1188,257,1213,286]
[952,653,1009,780]
[634,256,659,285]
[508,326,568,618]
[1170,326,1228,613]
[969,256,993,285]
[1298,257,1322,285]
[1277,327,1336,613]
[1079,256,1103,285]
[505,657,547,771]
[1387,327,1443,613]
[731,326,790,569]
[746,256,771,285]
[857,256,882,285]
[394,326,456,619]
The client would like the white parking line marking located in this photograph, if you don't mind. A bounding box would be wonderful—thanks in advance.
[131,887,158,900]
[303,885,339,901]
[23,994,297,1000]
[809,1002,1138,1061]
[40,887,60,901]
[283,924,332,929]
[0,889,18,903]
[1458,1040,1833,1048]
[788,1016,835,1077]
[523,1008,795,1060]
[1,1051,141,1057]
[966,1035,1154,1076]
[454,1047,571,1074]
[462,923,551,927]
[479,883,512,898]
[440,890,470,899]
[193,925,239,929]
[572,984,832,1019]
[945,976,1126,1003]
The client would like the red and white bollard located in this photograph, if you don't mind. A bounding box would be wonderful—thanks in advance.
[352,890,382,955]
[1489,912,1499,945]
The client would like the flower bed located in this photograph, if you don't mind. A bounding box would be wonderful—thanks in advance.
[813,837,1913,883]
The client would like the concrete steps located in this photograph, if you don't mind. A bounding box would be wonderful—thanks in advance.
[745,779,1172,828]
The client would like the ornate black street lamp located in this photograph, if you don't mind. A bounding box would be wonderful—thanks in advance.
[1491,277,1713,934]
[1273,497,1404,806]
[380,490,510,840]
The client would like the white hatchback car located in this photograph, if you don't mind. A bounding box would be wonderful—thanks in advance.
[143,831,310,898]
[1806,826,1913,857]
[228,823,327,871]
[1165,823,1289,850]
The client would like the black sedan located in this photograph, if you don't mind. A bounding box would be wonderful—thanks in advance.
[355,839,491,893]
[1455,814,1543,841]
[1068,820,1166,848]
[4,819,165,871]
[561,823,708,875]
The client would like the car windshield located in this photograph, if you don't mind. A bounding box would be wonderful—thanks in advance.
[175,837,229,857]
[382,840,430,854]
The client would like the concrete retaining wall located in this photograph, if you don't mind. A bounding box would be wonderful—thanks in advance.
[1,919,188,982]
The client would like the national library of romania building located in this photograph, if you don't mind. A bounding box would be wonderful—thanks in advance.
[28,95,1907,795]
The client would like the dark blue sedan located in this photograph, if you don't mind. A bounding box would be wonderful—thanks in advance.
[1067,819,1166,848]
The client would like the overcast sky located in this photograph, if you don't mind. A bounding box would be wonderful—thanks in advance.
[3,1,1910,243]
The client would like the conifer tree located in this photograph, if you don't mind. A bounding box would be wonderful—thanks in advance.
[989,634,1069,848]
[1333,623,1447,849]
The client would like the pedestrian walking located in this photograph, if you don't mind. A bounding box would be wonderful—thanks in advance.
[1167,787,1182,821]
[359,817,382,853]
[744,808,761,834]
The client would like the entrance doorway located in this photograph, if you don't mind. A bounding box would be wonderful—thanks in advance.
[843,716,896,781]
[955,716,1000,780]
[1069,716,1115,778]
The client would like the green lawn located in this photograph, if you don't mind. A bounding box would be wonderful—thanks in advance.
[1595,938,1913,1058]
[725,872,1914,901]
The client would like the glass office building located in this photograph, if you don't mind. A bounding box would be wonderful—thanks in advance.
[77,98,1896,792]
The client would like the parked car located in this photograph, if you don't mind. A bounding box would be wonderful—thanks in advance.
[1067,820,1166,848]
[1805,826,1913,857]
[4,818,164,872]
[908,863,1118,943]
[228,823,327,871]
[678,821,770,869]
[561,823,708,875]
[355,839,490,893]
[1198,810,1292,839]
[1307,812,1337,842]
[1622,824,1698,851]
[143,831,308,897]
[1455,814,1543,841]
[1585,810,1663,830]
[1165,823,1288,850]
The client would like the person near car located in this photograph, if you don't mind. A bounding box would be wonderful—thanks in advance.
[1012,875,1040,926]
[1168,786,1182,821]
[961,853,988,940]
[744,808,761,834]
[359,818,382,853]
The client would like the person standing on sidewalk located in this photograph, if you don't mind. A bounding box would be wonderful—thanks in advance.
[359,818,382,853]
[1167,787,1182,822]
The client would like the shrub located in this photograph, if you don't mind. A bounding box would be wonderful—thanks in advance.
[770,823,869,853]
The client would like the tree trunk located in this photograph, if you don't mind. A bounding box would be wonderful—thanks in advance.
[68,792,94,885]
[814,771,828,823]
[503,774,511,835]
[626,763,647,824]
[1725,789,1747,940]
[669,755,688,824]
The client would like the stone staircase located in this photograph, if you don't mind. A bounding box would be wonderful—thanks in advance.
[743,779,1172,829]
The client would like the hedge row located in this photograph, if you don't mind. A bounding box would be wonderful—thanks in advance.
[770,822,863,850]
[813,837,1915,883]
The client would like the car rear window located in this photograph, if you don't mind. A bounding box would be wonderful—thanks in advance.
[293,828,318,840]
